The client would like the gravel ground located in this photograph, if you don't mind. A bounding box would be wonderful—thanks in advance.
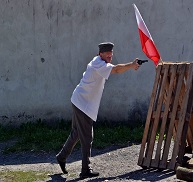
[0,141,183,182]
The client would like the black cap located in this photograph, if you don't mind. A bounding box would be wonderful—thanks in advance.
[98,42,114,53]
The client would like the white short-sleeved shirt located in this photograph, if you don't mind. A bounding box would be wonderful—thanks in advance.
[71,56,114,121]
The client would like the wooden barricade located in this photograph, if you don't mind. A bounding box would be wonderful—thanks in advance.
[138,62,193,171]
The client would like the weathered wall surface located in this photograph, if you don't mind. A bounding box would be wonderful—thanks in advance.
[0,0,193,125]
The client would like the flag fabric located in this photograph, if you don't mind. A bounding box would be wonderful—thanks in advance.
[133,4,160,66]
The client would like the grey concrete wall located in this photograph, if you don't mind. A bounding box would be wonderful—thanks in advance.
[1,0,193,125]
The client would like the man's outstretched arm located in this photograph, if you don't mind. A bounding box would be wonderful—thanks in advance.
[111,58,139,74]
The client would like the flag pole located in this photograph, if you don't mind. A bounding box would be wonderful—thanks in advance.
[160,57,164,65]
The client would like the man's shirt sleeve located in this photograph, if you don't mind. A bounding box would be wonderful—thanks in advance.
[96,62,114,80]
[91,57,114,80]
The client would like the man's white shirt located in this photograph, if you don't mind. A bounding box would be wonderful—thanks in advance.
[71,56,114,121]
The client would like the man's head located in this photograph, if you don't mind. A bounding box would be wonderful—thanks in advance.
[98,42,114,63]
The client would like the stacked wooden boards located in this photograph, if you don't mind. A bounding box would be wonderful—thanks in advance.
[138,62,193,170]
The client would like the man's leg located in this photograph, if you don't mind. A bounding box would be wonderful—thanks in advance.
[56,129,79,161]
[56,105,79,173]
[71,104,99,178]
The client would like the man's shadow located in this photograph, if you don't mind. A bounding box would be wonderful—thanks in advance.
[46,173,66,181]
[47,173,85,182]
[61,168,175,182]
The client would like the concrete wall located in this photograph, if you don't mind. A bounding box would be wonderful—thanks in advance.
[1,0,193,125]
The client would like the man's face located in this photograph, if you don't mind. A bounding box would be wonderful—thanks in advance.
[99,51,113,63]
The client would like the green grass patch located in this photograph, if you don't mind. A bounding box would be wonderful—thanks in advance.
[0,171,50,182]
[94,123,144,148]
[0,120,145,154]
[2,120,72,154]
[0,125,18,141]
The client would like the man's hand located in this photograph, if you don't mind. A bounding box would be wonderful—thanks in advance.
[131,58,140,70]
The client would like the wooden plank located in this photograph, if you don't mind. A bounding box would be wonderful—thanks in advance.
[162,66,172,106]
[153,70,164,111]
[143,64,170,167]
[187,114,193,150]
[151,65,177,168]
[178,121,191,165]
[172,120,178,142]
[178,75,186,109]
[138,65,162,166]
[187,126,193,151]
[190,114,193,135]
[168,64,193,169]
[159,64,186,169]
[177,65,193,164]
[159,62,188,65]
[144,118,154,158]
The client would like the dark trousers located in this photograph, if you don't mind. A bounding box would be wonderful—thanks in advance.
[56,104,94,172]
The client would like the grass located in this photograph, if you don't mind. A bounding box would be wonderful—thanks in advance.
[0,120,145,181]
[0,171,50,182]
[0,120,145,154]
[94,123,144,148]
[0,125,18,141]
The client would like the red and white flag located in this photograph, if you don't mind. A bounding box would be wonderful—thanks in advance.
[133,4,160,66]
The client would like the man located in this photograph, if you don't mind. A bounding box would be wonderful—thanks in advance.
[56,42,140,179]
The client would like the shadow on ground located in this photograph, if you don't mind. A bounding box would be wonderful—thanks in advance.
[46,168,175,182]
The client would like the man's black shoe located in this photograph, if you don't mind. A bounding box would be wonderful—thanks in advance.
[56,157,68,174]
[79,169,99,179]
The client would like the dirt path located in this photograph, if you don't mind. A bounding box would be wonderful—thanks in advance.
[0,142,181,181]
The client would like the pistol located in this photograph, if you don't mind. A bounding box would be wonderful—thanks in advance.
[137,59,148,65]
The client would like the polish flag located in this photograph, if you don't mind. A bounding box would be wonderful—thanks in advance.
[133,4,160,66]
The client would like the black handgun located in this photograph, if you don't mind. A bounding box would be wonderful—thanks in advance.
[137,59,148,65]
